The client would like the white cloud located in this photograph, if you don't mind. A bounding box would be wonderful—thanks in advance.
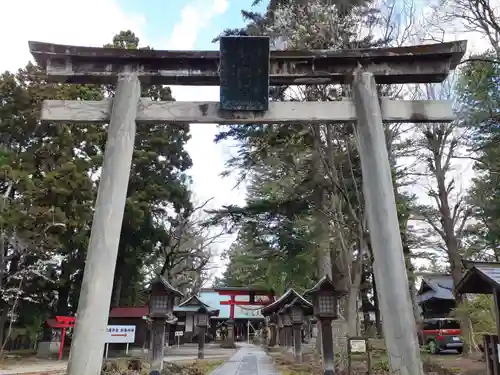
[162,0,245,214]
[165,0,229,50]
[164,0,243,279]
[0,0,146,73]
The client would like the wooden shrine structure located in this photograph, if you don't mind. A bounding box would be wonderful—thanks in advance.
[457,261,500,375]
[29,37,466,375]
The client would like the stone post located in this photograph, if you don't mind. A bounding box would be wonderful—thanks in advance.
[286,325,293,351]
[198,326,206,360]
[269,323,277,347]
[293,324,302,363]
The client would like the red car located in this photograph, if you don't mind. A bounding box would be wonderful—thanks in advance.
[418,318,463,354]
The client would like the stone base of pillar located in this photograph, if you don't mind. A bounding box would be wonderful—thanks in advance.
[220,339,237,349]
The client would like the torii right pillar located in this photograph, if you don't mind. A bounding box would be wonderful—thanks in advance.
[352,68,424,375]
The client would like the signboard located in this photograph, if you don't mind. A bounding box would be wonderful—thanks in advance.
[175,331,184,337]
[350,339,367,353]
[219,36,270,111]
[105,325,135,344]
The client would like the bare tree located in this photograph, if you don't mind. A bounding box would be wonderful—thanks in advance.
[411,83,472,287]
[159,198,224,295]
[406,81,474,350]
[437,0,500,57]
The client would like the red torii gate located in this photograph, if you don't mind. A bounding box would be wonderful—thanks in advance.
[54,316,76,360]
[214,287,275,320]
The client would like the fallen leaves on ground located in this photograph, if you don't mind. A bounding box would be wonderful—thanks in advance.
[101,358,224,375]
[269,350,486,375]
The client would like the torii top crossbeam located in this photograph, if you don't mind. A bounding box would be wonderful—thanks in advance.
[28,40,466,86]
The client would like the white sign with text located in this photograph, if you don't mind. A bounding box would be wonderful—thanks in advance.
[105,325,136,344]
[350,339,367,353]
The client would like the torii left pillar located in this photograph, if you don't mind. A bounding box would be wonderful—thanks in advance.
[67,71,140,375]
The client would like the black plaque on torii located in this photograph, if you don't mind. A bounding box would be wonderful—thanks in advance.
[219,36,270,111]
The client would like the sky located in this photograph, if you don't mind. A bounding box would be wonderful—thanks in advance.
[0,0,268,278]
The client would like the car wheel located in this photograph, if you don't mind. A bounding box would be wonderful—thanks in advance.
[428,340,440,354]
[457,347,463,354]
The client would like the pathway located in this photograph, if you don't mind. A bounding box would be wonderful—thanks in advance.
[209,344,279,375]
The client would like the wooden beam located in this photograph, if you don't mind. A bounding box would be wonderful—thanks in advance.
[29,40,467,85]
[41,99,455,124]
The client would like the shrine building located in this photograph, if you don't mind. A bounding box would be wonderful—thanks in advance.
[197,287,275,341]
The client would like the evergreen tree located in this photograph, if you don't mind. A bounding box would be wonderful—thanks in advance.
[0,31,197,335]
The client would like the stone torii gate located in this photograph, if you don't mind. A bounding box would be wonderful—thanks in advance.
[29,38,466,375]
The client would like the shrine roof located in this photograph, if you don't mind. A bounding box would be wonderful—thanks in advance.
[456,261,500,294]
[284,296,314,315]
[28,40,467,85]
[109,306,149,318]
[177,295,211,308]
[303,275,348,298]
[417,276,455,303]
[261,288,309,316]
[150,276,184,298]
[173,295,219,315]
[45,318,58,328]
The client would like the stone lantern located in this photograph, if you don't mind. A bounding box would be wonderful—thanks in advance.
[149,290,175,318]
[148,277,184,372]
[196,306,209,359]
[289,304,304,325]
[276,310,285,347]
[268,314,277,347]
[284,296,313,363]
[280,308,293,351]
[305,276,345,375]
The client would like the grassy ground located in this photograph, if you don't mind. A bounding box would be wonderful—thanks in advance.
[174,359,225,374]
[0,357,225,375]
[0,350,40,369]
[269,347,486,375]
[102,357,226,374]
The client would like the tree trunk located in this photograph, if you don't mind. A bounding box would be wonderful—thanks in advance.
[113,274,123,308]
[360,265,371,334]
[434,155,471,353]
[57,262,71,315]
[0,307,9,345]
[403,242,422,323]
[345,260,362,336]
[0,183,14,301]
[371,267,382,337]
[311,129,332,355]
